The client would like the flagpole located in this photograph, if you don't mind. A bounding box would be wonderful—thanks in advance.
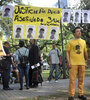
[58,0,66,79]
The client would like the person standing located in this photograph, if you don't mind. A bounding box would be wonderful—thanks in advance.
[2,41,13,90]
[48,43,61,82]
[66,27,90,100]
[15,40,29,90]
[28,39,40,88]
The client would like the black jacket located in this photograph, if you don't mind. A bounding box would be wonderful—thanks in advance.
[29,44,40,66]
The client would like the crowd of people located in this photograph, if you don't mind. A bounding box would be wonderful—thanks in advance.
[0,27,90,100]
[0,39,43,90]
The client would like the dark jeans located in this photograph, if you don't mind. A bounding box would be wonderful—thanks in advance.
[48,64,59,81]
[2,68,10,89]
[29,68,33,86]
[18,64,29,88]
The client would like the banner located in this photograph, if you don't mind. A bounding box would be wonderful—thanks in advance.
[12,5,62,40]
[0,41,6,56]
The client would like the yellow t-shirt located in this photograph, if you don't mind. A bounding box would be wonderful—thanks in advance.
[66,38,87,65]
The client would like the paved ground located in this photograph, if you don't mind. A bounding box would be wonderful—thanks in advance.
[0,77,90,100]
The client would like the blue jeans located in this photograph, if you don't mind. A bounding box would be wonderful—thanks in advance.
[48,64,59,81]
[18,64,30,88]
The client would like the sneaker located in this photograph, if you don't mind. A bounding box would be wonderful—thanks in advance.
[3,87,13,90]
[46,80,50,83]
[19,88,23,90]
[55,80,58,82]
[26,87,29,89]
[78,95,87,100]
[68,96,74,100]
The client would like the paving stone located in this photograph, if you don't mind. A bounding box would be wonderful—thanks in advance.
[0,77,90,100]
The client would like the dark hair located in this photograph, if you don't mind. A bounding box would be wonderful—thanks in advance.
[51,29,56,33]
[73,27,81,33]
[28,28,33,31]
[19,40,24,47]
[5,8,10,11]
[16,27,21,31]
[84,13,88,16]
[40,28,44,31]
[4,41,9,45]
[64,12,68,15]
[75,12,79,15]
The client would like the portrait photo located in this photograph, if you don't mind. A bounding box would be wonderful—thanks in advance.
[14,25,24,39]
[26,25,36,39]
[73,10,81,23]
[49,27,59,40]
[37,25,47,39]
[62,9,71,23]
[82,10,90,23]
[2,5,14,18]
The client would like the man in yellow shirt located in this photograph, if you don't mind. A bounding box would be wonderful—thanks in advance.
[66,27,90,100]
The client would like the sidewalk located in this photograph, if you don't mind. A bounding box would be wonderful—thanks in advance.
[0,77,90,100]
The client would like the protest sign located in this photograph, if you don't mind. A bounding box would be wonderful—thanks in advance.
[13,5,62,40]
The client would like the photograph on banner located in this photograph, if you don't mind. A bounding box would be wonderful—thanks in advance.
[26,25,36,39]
[49,26,59,40]
[2,5,14,18]
[82,10,90,23]
[73,10,81,23]
[37,25,47,39]
[62,9,71,23]
[14,25,24,39]
[0,41,6,56]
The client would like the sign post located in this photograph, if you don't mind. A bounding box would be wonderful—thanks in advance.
[58,0,66,79]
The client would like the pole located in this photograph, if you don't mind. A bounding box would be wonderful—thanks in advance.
[58,0,66,79]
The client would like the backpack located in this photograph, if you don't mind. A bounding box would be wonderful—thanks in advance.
[18,49,28,67]
[32,69,43,85]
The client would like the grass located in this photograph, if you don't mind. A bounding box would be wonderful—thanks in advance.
[41,70,49,81]
[85,68,90,76]
[41,68,90,81]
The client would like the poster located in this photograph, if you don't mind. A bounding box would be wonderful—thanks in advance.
[13,5,62,40]
[0,41,6,56]
[62,9,71,23]
[73,10,81,23]
[2,5,14,18]
[82,10,90,23]
[14,24,24,39]
[37,25,47,39]
[26,25,36,39]
[49,26,59,40]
